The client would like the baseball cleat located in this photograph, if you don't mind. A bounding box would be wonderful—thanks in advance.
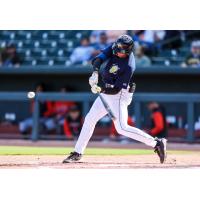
[154,138,167,164]
[62,151,82,163]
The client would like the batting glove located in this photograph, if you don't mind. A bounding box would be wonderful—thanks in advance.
[89,71,98,87]
[91,85,101,94]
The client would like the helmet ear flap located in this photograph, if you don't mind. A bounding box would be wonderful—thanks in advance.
[112,42,117,54]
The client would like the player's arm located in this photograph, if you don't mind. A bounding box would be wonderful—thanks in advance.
[91,45,113,72]
[89,45,112,93]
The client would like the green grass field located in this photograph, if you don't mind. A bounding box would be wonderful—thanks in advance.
[0,146,194,156]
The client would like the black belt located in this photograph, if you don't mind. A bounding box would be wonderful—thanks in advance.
[105,83,114,88]
[102,83,136,94]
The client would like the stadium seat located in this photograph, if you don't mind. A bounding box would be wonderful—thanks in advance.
[178,47,190,57]
[47,48,57,58]
[54,57,67,65]
[40,40,53,49]
[23,40,35,49]
[23,57,36,66]
[17,48,26,58]
[57,40,68,48]
[0,30,93,67]
[23,59,33,66]
[151,57,165,65]
[0,30,190,67]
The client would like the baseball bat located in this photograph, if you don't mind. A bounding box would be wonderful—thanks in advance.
[98,93,116,120]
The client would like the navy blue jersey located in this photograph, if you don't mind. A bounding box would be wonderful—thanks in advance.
[95,45,136,91]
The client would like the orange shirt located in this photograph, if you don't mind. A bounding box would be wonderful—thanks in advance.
[53,101,75,116]
[150,111,165,136]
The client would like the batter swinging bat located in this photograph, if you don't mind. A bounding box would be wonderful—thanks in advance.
[98,93,116,120]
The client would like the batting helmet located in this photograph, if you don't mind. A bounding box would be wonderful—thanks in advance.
[112,35,134,56]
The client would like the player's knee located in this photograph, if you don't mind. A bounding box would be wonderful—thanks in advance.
[114,121,129,135]
[84,112,98,124]
[114,123,123,134]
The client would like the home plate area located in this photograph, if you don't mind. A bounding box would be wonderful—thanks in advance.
[0,154,200,169]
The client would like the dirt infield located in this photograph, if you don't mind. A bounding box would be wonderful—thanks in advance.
[0,154,200,169]
[0,139,200,169]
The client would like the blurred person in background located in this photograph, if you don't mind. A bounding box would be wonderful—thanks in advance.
[63,105,82,140]
[147,102,167,138]
[181,40,200,68]
[0,43,21,67]
[162,31,182,49]
[19,83,53,138]
[137,30,166,44]
[94,32,109,50]
[105,30,127,43]
[44,87,75,134]
[90,30,106,44]
[70,37,95,65]
[135,45,151,67]
[92,32,109,57]
[133,30,166,55]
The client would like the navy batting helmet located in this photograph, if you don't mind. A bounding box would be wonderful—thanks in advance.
[112,35,134,56]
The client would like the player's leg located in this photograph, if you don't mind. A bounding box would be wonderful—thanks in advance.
[43,118,56,131]
[19,118,33,135]
[113,100,157,147]
[75,96,108,153]
[63,97,108,163]
[112,96,167,163]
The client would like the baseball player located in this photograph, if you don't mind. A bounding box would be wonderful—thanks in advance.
[63,35,167,164]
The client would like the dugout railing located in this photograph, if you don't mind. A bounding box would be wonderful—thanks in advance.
[0,92,199,142]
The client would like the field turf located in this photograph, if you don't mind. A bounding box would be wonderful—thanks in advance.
[0,146,193,155]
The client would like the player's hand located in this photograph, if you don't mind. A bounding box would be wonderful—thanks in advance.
[91,85,101,94]
[89,71,98,87]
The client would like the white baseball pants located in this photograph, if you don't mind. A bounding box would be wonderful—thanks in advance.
[75,89,157,154]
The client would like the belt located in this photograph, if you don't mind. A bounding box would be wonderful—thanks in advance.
[105,83,114,88]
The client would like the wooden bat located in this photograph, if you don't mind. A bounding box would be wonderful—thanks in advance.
[98,93,116,120]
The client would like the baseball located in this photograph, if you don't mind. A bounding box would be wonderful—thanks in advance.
[27,91,35,99]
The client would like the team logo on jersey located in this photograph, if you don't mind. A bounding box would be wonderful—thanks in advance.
[109,64,119,74]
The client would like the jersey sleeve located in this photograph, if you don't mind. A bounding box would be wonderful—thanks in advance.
[91,45,113,71]
[99,45,113,60]
[114,54,136,89]
[128,53,136,71]
[128,53,136,87]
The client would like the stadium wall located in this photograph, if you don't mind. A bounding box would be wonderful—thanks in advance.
[0,66,200,123]
[0,66,200,92]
